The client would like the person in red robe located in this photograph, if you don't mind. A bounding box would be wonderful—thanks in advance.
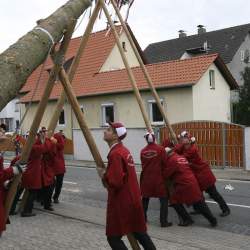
[98,122,156,250]
[21,132,56,216]
[177,131,230,217]
[0,162,26,237]
[39,127,57,211]
[52,131,66,204]
[163,147,217,227]
[140,132,172,227]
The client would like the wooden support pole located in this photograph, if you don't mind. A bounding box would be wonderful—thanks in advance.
[4,20,77,219]
[59,68,105,168]
[58,67,140,250]
[100,0,152,133]
[48,2,102,136]
[110,0,177,143]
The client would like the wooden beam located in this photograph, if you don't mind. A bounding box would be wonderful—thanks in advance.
[48,2,102,136]
[110,0,177,143]
[100,0,152,133]
[4,20,77,219]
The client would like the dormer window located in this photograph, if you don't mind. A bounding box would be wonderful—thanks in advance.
[209,70,215,89]
[122,41,127,52]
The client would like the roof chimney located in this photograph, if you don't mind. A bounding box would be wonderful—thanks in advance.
[197,25,206,35]
[178,30,187,38]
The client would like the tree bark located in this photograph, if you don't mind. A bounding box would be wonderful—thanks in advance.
[0,0,92,111]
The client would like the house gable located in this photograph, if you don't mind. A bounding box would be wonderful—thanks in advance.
[192,63,231,122]
[227,33,250,86]
[99,31,140,72]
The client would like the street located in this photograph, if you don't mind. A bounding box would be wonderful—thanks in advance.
[62,165,250,236]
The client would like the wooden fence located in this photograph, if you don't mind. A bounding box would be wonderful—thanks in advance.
[160,121,245,168]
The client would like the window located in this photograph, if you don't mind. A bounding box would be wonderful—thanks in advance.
[240,50,245,61]
[80,105,84,113]
[101,103,114,126]
[209,70,215,89]
[14,102,19,112]
[244,49,250,63]
[122,41,127,52]
[148,99,164,124]
[58,109,65,126]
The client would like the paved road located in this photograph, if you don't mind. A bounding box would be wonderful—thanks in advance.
[61,166,250,236]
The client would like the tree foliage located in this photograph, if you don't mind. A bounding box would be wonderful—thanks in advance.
[234,66,250,126]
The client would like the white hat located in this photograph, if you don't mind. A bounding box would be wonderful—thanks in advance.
[109,122,127,140]
[144,132,155,143]
[165,147,173,154]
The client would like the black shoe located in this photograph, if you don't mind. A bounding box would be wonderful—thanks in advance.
[220,210,230,217]
[53,198,59,204]
[9,211,18,216]
[21,212,36,217]
[178,220,194,227]
[161,222,173,227]
[189,210,201,215]
[210,217,218,227]
[44,206,54,211]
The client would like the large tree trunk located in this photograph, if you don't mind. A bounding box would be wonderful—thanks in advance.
[0,0,92,111]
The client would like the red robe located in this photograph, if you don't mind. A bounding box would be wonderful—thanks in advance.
[22,139,52,190]
[53,133,66,176]
[0,166,14,232]
[140,143,167,198]
[41,138,56,187]
[104,143,146,236]
[163,152,203,205]
[181,144,216,191]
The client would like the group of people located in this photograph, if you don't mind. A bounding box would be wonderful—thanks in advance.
[98,122,230,250]
[0,121,230,250]
[0,126,66,237]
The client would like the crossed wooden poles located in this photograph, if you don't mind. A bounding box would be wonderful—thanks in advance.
[4,1,177,249]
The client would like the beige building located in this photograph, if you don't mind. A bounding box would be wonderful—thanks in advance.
[20,27,238,163]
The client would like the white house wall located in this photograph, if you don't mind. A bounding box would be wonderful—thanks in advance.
[227,33,250,87]
[72,88,194,130]
[73,128,152,164]
[99,32,140,72]
[20,101,73,138]
[192,63,231,122]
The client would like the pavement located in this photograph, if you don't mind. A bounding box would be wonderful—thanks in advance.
[1,201,250,250]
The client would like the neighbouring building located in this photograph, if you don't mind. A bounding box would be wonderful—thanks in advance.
[144,23,250,90]
[0,98,21,132]
[19,26,238,163]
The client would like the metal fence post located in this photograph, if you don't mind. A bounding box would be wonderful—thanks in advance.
[222,123,227,168]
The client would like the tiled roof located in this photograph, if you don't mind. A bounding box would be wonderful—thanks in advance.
[20,31,238,103]
[20,27,118,101]
[144,23,250,64]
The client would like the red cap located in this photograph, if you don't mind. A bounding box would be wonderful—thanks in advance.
[109,122,127,140]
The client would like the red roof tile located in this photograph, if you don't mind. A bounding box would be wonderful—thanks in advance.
[20,28,237,103]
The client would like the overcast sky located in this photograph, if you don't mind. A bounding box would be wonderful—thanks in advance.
[1,0,250,53]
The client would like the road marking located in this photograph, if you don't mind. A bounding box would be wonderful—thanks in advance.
[64,181,78,185]
[206,200,250,209]
[218,178,250,184]
[62,188,80,193]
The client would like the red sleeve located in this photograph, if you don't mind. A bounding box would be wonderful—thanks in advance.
[183,145,197,162]
[174,143,184,154]
[0,167,14,184]
[104,154,126,190]
[56,136,65,151]
[162,156,176,180]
